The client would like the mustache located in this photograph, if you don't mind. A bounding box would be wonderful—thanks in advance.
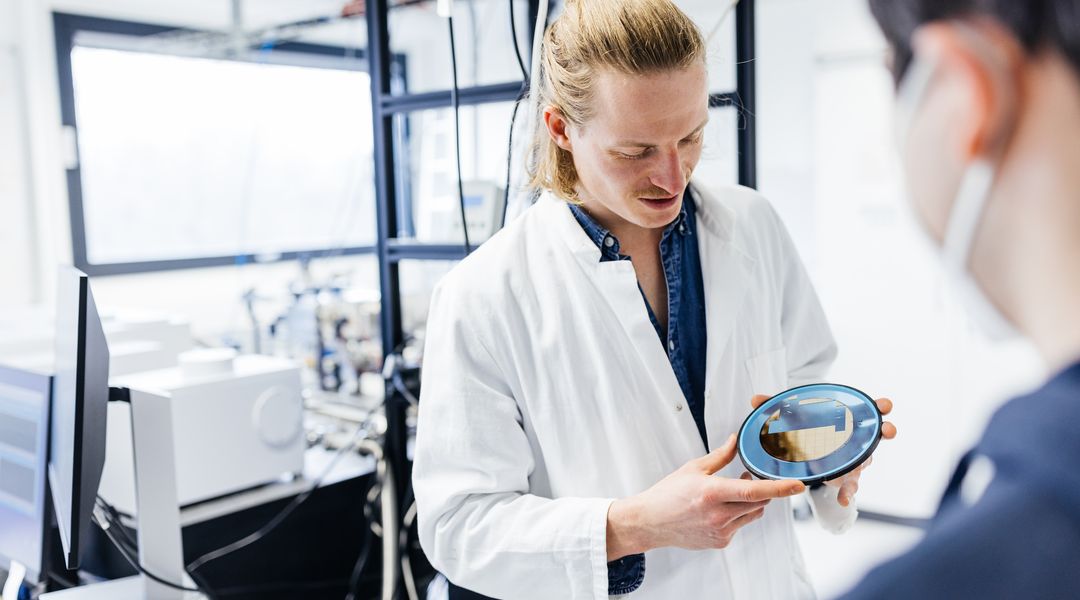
[632,177,691,199]
[633,187,680,199]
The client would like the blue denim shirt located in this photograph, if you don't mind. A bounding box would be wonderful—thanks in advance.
[568,190,709,595]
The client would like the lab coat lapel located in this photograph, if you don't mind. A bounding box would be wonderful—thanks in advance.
[593,262,680,397]
[544,194,704,455]
[690,183,755,414]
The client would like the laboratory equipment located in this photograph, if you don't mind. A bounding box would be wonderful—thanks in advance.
[416,179,505,244]
[101,349,304,511]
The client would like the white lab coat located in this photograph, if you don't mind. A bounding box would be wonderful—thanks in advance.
[413,182,851,599]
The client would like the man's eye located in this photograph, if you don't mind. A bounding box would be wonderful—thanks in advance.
[617,150,650,160]
[681,135,703,146]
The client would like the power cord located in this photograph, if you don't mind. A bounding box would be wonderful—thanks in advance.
[95,486,383,599]
[384,353,420,407]
[92,499,203,594]
[94,497,138,553]
[345,439,397,600]
[185,420,373,574]
[399,501,421,600]
[344,498,376,600]
[447,13,472,256]
[502,0,531,228]
[508,0,528,80]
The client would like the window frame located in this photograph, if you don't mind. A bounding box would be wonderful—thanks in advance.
[53,12,402,276]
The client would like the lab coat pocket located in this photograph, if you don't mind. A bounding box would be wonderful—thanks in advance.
[744,347,788,397]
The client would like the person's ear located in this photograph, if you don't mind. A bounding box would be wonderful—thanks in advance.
[544,106,574,152]
[913,19,1023,163]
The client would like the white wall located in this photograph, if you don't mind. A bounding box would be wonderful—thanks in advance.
[1,0,44,309]
[757,0,1045,520]
[757,0,818,258]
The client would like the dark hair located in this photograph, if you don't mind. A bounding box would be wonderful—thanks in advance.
[868,0,1080,84]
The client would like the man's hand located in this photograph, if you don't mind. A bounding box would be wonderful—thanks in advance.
[606,433,806,561]
[750,394,898,507]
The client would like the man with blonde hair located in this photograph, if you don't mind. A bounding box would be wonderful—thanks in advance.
[413,1,894,598]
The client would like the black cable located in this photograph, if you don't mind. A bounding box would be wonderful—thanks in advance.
[501,86,528,228]
[96,497,139,553]
[347,464,390,600]
[186,564,220,600]
[95,497,197,594]
[398,502,419,600]
[46,571,80,589]
[344,493,376,600]
[508,0,528,80]
[501,0,531,228]
[93,511,203,594]
[186,424,368,574]
[392,368,420,406]
[447,14,472,256]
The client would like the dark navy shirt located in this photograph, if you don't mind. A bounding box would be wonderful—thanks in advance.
[838,360,1080,600]
[568,190,710,595]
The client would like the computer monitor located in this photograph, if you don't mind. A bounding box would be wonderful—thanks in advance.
[0,364,52,583]
[48,267,110,571]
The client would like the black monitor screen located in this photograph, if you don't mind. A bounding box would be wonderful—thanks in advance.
[48,267,109,571]
[0,365,51,582]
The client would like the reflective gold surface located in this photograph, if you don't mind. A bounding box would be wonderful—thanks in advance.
[759,397,854,462]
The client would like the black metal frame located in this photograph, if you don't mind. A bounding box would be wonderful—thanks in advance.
[52,12,391,277]
[735,0,757,189]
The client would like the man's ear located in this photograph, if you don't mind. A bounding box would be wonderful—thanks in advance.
[914,19,1023,162]
[544,106,574,152]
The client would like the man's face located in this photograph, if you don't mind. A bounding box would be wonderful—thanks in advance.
[558,63,709,232]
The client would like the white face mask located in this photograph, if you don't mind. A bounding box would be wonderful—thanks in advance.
[894,55,1019,341]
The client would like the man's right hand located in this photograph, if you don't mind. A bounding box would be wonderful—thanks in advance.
[606,433,806,560]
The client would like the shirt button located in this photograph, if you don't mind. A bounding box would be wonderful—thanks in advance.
[679,223,686,234]
[668,339,675,352]
[603,236,615,248]
[674,403,683,412]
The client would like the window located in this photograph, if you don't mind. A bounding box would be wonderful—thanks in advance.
[55,14,390,275]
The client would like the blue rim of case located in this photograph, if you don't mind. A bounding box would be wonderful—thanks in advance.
[737,383,883,486]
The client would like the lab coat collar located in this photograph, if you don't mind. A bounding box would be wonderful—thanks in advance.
[542,180,749,262]
[566,197,694,263]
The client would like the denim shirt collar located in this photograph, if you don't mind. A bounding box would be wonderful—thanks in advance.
[567,194,692,262]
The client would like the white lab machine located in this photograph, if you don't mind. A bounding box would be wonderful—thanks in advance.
[451,180,506,242]
[415,178,505,244]
[99,349,305,514]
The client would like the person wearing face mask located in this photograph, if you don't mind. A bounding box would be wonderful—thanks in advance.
[411,1,898,598]
[837,1,1080,598]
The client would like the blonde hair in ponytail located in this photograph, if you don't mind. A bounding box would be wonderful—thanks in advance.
[526,0,706,202]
